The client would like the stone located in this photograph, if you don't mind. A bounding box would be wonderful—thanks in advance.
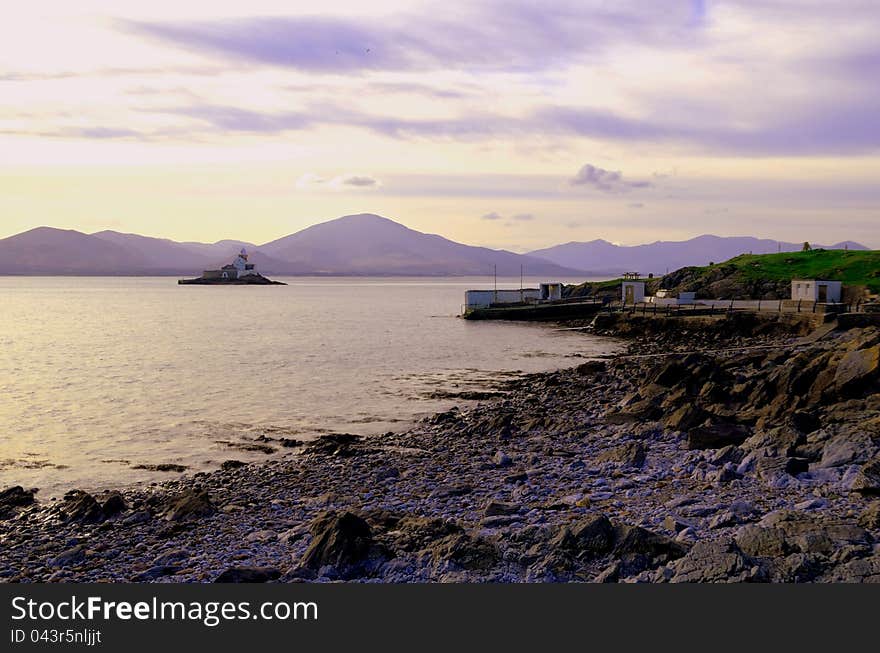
[857,502,880,529]
[790,410,821,434]
[220,460,247,471]
[551,514,615,558]
[664,405,707,432]
[214,566,282,583]
[430,533,499,572]
[666,540,765,583]
[132,565,181,581]
[834,345,880,394]
[47,545,87,568]
[0,486,35,519]
[687,424,750,450]
[245,530,278,543]
[596,442,647,468]
[493,451,513,468]
[483,500,519,517]
[304,433,362,457]
[735,526,791,558]
[299,511,387,579]
[122,510,151,526]
[101,492,127,518]
[612,524,687,561]
[823,555,880,582]
[59,490,104,523]
[152,549,189,566]
[794,498,829,512]
[163,490,215,521]
[819,434,875,468]
[850,457,880,495]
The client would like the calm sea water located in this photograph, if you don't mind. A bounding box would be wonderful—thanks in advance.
[0,276,620,497]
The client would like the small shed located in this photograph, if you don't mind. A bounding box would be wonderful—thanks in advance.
[622,281,646,304]
[791,280,842,303]
[540,282,563,301]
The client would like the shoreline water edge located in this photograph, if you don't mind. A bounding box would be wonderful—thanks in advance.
[2,312,880,583]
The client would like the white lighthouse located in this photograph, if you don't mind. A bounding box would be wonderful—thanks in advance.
[231,248,257,277]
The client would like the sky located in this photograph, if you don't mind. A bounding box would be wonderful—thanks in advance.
[1,0,879,250]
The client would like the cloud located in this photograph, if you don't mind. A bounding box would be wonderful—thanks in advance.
[123,2,699,75]
[339,175,379,187]
[628,202,644,209]
[568,164,653,193]
[482,211,536,224]
[296,173,381,190]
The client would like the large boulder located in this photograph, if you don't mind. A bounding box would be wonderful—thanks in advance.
[664,405,707,432]
[850,457,880,495]
[0,486,35,519]
[665,540,765,583]
[834,345,880,395]
[58,490,104,524]
[687,423,751,450]
[162,489,215,521]
[550,514,615,559]
[299,511,388,579]
[596,442,647,468]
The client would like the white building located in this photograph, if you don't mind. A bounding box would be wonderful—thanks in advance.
[622,281,646,304]
[791,279,842,303]
[540,282,563,301]
[465,288,541,309]
[464,282,564,309]
[205,248,259,280]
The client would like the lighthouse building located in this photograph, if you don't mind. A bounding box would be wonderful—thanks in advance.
[203,248,258,280]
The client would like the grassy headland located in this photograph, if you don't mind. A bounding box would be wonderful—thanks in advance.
[566,249,880,300]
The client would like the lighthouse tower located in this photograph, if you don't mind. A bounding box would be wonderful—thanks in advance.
[232,248,257,276]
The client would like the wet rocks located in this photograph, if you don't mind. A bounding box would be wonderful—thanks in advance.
[101,492,127,518]
[304,433,363,457]
[0,486,35,519]
[7,322,880,584]
[162,489,215,522]
[298,511,387,579]
[132,463,188,473]
[215,566,282,583]
[58,490,105,524]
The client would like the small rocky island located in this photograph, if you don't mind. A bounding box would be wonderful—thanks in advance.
[178,248,285,285]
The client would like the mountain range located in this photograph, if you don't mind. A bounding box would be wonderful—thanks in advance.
[0,214,579,277]
[527,235,868,275]
[0,213,869,277]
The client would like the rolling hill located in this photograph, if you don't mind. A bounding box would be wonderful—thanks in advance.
[257,213,579,276]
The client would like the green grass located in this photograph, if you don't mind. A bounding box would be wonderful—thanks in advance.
[722,249,880,292]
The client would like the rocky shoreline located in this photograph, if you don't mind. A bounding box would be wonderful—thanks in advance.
[2,314,880,583]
